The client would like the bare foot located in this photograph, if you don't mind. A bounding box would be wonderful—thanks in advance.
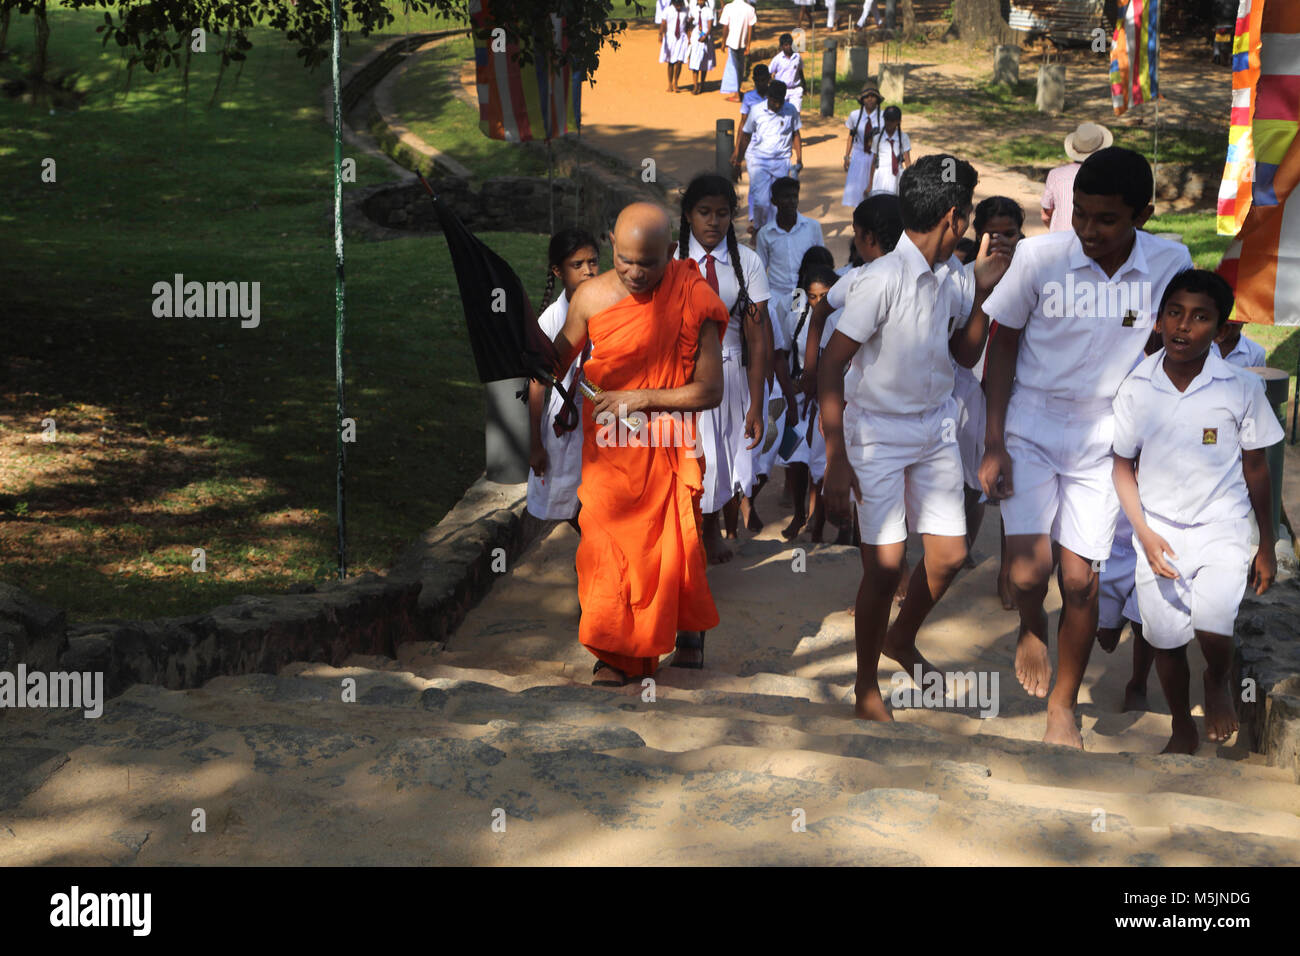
[853,682,893,721]
[1162,716,1199,754]
[1015,633,1052,698]
[894,558,909,605]
[1122,680,1149,712]
[781,512,806,541]
[704,529,733,564]
[1096,626,1122,654]
[846,605,855,617]
[670,631,705,668]
[1042,703,1083,748]
[745,503,764,532]
[883,626,943,690]
[1203,671,1239,742]
[832,523,851,545]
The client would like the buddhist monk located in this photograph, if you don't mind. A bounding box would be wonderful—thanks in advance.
[550,203,728,685]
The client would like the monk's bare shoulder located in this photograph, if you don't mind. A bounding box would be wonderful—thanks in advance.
[569,270,630,323]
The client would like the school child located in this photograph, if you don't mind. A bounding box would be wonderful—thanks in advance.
[776,259,838,541]
[663,0,692,93]
[820,156,1012,720]
[952,197,1024,562]
[734,80,802,232]
[842,86,883,207]
[687,0,717,95]
[655,0,675,68]
[527,228,601,528]
[1216,319,1268,367]
[769,33,806,113]
[718,0,756,102]
[867,106,911,197]
[979,146,1194,748]
[793,0,815,32]
[677,173,772,564]
[1112,269,1281,753]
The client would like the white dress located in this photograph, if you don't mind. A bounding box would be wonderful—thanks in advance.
[663,6,692,64]
[526,292,584,520]
[776,291,833,482]
[869,129,910,196]
[656,0,675,63]
[688,7,717,72]
[842,106,881,207]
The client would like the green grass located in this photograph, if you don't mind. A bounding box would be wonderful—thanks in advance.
[0,4,554,620]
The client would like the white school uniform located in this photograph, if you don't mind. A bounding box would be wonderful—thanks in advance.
[868,129,910,196]
[526,292,584,520]
[751,300,793,479]
[769,50,804,111]
[843,106,882,207]
[1218,332,1267,368]
[755,212,824,300]
[1112,349,1283,647]
[663,6,692,64]
[777,292,837,481]
[687,234,772,513]
[719,1,755,93]
[947,260,986,491]
[742,100,802,230]
[835,233,971,544]
[687,5,717,71]
[655,0,676,63]
[982,229,1193,560]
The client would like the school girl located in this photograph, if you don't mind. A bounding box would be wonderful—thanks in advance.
[842,86,883,206]
[867,106,911,196]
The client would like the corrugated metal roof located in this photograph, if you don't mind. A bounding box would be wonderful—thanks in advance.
[1009,0,1107,44]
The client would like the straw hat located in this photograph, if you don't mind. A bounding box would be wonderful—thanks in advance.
[857,85,882,103]
[1064,122,1114,162]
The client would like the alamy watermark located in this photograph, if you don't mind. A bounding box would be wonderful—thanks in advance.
[1042,275,1152,322]
[594,407,704,458]
[889,665,1000,718]
[0,665,103,718]
[151,273,260,328]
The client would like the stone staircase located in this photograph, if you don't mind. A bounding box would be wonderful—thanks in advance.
[2,516,1298,866]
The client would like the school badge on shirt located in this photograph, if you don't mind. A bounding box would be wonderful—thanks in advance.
[1122,310,1137,327]
[1202,427,1218,445]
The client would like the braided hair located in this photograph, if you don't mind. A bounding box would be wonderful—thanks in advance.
[789,263,839,380]
[541,226,600,311]
[678,173,755,359]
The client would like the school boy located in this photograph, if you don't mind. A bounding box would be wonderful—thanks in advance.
[769,33,806,113]
[1216,320,1267,368]
[979,146,1194,749]
[734,80,802,232]
[718,0,756,101]
[820,155,1012,721]
[1112,269,1281,753]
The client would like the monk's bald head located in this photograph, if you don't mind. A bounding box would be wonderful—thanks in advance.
[610,203,672,295]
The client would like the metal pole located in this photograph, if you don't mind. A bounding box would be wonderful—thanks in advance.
[885,0,896,31]
[820,36,836,117]
[715,118,735,179]
[331,0,347,580]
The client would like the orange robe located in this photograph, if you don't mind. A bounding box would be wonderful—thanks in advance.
[576,259,729,676]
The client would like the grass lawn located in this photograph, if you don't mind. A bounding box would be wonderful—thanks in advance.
[0,3,554,621]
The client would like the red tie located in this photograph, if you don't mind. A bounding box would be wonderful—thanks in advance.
[703,253,719,293]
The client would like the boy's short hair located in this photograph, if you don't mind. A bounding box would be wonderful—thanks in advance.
[954,237,977,263]
[767,79,787,99]
[770,176,800,201]
[1158,268,1235,327]
[779,32,794,45]
[898,154,977,233]
[883,105,902,122]
[1076,146,1153,216]
[751,64,770,81]
[853,194,904,252]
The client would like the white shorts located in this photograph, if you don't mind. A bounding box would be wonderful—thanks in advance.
[1133,514,1252,650]
[952,365,985,492]
[746,156,786,230]
[845,398,967,546]
[1097,523,1140,630]
[1000,386,1119,562]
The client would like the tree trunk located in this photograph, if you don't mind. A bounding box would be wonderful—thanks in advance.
[32,1,50,81]
[900,0,917,37]
[949,0,1016,45]
[1,7,12,54]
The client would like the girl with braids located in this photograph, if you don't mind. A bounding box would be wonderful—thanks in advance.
[841,86,882,207]
[526,227,600,530]
[867,105,911,197]
[677,173,772,570]
[772,248,836,541]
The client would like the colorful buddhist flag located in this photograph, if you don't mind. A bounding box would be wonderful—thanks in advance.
[1110,0,1161,116]
[470,0,582,143]
[1216,0,1300,326]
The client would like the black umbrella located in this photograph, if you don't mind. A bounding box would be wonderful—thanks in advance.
[420,174,580,434]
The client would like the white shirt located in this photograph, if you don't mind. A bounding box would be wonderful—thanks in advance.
[756,213,824,294]
[538,291,581,390]
[740,88,765,119]
[719,0,756,48]
[687,232,771,352]
[827,264,864,310]
[655,0,674,23]
[769,50,802,89]
[845,106,883,154]
[1218,331,1267,368]
[741,100,801,160]
[1041,162,1081,233]
[983,229,1194,402]
[836,231,971,418]
[1112,348,1284,525]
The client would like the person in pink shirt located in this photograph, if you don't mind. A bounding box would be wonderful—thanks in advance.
[1040,122,1113,232]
